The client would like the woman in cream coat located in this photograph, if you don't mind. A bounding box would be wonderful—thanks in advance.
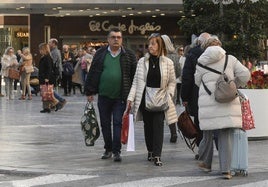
[126,33,177,166]
[195,40,250,179]
[1,47,19,100]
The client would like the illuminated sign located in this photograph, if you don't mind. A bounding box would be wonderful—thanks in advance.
[15,31,29,38]
[89,19,161,35]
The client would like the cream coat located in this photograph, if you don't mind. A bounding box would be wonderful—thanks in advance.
[127,53,178,125]
[195,46,250,130]
[1,54,19,77]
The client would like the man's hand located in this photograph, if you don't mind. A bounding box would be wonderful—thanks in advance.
[87,95,94,102]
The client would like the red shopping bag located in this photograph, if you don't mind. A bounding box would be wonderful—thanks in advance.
[239,92,255,130]
[40,84,54,101]
[121,107,130,144]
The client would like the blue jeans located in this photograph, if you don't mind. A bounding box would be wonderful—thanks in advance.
[54,91,65,103]
[97,95,126,154]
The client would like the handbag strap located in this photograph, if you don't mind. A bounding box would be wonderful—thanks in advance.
[198,55,229,96]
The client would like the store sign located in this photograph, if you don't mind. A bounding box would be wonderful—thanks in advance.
[89,20,161,35]
[15,31,29,38]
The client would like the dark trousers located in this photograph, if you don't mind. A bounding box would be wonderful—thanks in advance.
[97,95,126,154]
[62,74,72,94]
[142,109,165,157]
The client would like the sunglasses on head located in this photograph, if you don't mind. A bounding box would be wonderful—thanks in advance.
[149,33,160,38]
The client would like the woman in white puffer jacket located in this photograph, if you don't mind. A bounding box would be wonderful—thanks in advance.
[195,38,250,179]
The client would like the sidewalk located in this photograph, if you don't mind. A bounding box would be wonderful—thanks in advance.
[1,92,268,186]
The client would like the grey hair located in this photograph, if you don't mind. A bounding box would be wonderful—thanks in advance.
[203,35,222,49]
[198,32,211,49]
[161,35,175,53]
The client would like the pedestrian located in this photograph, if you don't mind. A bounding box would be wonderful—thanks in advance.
[18,47,33,100]
[195,37,251,179]
[48,38,67,110]
[181,32,211,156]
[81,47,93,88]
[72,49,83,95]
[0,52,4,97]
[0,47,19,100]
[38,43,59,113]
[14,49,22,95]
[160,34,180,143]
[61,44,75,96]
[85,27,137,162]
[126,33,177,166]
[175,45,185,105]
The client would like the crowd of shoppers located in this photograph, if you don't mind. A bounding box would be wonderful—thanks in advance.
[0,27,251,180]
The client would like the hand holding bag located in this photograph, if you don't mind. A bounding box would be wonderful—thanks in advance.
[238,91,255,130]
[80,101,100,146]
[121,107,131,144]
[40,83,54,101]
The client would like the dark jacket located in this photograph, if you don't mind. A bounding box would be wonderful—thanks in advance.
[181,45,203,116]
[85,46,137,102]
[38,54,56,85]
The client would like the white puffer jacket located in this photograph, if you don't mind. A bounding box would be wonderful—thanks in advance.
[195,46,250,130]
[1,54,19,77]
[127,53,178,125]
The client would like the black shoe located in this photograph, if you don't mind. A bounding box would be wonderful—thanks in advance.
[40,109,51,113]
[154,157,162,166]
[170,134,178,143]
[113,152,122,162]
[101,151,112,159]
[195,154,200,160]
[147,152,153,161]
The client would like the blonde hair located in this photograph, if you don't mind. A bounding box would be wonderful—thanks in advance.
[39,43,50,55]
[22,47,30,55]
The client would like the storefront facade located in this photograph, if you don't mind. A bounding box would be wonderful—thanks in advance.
[0,15,186,65]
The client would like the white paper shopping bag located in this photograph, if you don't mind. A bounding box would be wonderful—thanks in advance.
[126,114,135,151]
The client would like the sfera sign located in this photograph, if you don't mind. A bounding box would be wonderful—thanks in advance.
[89,19,161,35]
[15,31,29,38]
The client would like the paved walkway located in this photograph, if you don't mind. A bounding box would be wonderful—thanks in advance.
[0,90,268,187]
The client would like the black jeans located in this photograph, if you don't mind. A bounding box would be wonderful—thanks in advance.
[97,95,126,154]
[62,74,72,95]
[142,109,165,157]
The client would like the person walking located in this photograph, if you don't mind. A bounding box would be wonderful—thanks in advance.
[38,43,59,113]
[61,44,75,96]
[48,38,66,110]
[126,33,177,166]
[85,27,137,162]
[18,47,33,100]
[195,37,250,179]
[181,32,211,152]
[160,34,180,143]
[0,52,4,97]
[0,47,19,100]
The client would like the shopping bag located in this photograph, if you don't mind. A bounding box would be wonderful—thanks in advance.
[126,114,135,152]
[177,107,199,152]
[80,101,100,146]
[121,107,131,144]
[40,83,54,101]
[8,68,20,80]
[239,92,255,130]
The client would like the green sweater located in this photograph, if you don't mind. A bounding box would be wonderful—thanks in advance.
[99,53,122,99]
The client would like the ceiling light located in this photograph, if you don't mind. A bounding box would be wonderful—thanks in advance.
[127,7,132,10]
[179,10,183,13]
[57,7,62,9]
[110,10,115,12]
[146,10,151,13]
[137,12,142,14]
[52,8,57,10]
[152,15,157,17]
[89,15,94,17]
[94,7,99,10]
[79,10,84,12]
[129,13,134,16]
[65,13,71,16]
[160,13,165,16]
[122,15,126,17]
[96,13,101,16]
[16,8,20,10]
[20,6,25,9]
[155,9,160,11]
[103,11,108,14]
[87,9,91,11]
[181,15,186,18]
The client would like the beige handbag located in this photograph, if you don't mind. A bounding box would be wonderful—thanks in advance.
[24,65,34,73]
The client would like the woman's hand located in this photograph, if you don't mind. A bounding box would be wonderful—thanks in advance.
[87,95,94,102]
[45,79,49,83]
[124,101,132,115]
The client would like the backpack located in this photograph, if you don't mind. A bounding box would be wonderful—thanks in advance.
[197,55,238,103]
[63,62,74,76]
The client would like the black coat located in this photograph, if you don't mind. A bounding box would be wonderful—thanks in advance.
[84,46,137,102]
[181,45,203,117]
[38,54,56,85]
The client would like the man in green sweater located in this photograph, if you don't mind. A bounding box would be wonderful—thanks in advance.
[85,28,137,162]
